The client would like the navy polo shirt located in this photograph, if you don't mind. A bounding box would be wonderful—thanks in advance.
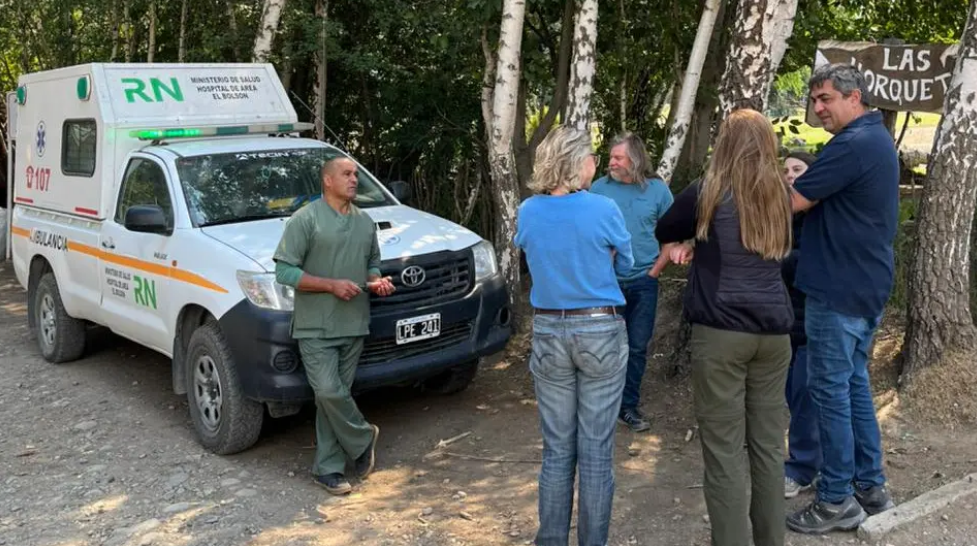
[792,111,899,319]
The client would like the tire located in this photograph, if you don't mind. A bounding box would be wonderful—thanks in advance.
[422,359,479,395]
[33,272,86,363]
[185,321,264,455]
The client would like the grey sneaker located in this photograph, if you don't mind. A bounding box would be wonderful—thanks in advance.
[313,473,352,496]
[854,485,895,515]
[785,476,812,499]
[787,497,867,534]
[618,409,651,433]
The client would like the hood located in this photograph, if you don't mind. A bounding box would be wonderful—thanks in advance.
[200,205,484,271]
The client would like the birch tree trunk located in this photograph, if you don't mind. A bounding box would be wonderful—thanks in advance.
[178,0,189,62]
[719,0,798,119]
[313,0,328,141]
[109,0,120,62]
[147,0,157,63]
[253,0,287,62]
[124,2,135,62]
[658,0,722,182]
[903,0,977,382]
[226,0,242,60]
[484,0,526,310]
[565,0,598,131]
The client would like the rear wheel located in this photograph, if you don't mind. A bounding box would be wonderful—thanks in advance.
[185,321,264,455]
[422,358,479,395]
[33,272,86,363]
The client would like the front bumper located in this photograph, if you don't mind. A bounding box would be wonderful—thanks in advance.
[217,274,511,403]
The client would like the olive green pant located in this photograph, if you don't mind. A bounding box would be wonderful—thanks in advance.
[298,337,374,476]
[691,325,791,546]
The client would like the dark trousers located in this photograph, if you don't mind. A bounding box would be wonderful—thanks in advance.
[691,324,790,546]
[785,343,822,485]
[619,275,659,412]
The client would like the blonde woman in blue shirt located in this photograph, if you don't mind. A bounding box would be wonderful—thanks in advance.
[515,125,634,546]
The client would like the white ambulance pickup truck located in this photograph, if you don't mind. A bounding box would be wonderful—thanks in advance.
[7,63,511,454]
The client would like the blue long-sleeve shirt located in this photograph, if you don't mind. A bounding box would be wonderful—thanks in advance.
[514,191,634,309]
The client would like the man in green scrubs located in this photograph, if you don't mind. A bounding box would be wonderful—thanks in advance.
[274,156,396,495]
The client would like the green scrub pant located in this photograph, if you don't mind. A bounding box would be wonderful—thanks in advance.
[691,324,791,546]
[298,337,374,476]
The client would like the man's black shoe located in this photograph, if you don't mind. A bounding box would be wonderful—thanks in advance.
[313,473,352,496]
[854,485,896,515]
[618,409,651,433]
[787,497,867,534]
[355,424,380,479]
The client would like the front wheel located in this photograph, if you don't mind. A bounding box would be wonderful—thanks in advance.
[185,321,264,455]
[33,272,86,363]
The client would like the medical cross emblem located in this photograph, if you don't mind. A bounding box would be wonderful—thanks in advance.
[35,121,46,157]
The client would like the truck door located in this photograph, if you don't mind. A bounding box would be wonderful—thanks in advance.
[98,154,175,353]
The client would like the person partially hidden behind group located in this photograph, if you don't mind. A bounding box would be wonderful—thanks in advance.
[781,150,821,500]
[515,125,634,546]
[652,108,794,546]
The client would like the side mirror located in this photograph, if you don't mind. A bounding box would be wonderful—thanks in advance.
[389,180,412,203]
[124,205,169,234]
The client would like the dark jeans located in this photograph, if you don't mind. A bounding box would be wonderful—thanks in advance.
[691,324,790,546]
[529,314,628,546]
[805,297,886,504]
[619,275,659,412]
[785,343,821,485]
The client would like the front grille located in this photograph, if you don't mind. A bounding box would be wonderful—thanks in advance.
[370,250,473,311]
[360,321,473,366]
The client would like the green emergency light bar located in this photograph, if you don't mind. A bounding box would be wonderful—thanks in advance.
[129,122,314,141]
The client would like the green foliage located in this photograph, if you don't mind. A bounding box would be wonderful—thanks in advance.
[0,0,970,240]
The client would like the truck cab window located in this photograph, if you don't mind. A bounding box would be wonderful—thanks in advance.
[115,158,174,230]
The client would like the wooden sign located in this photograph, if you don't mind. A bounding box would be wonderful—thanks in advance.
[805,40,959,126]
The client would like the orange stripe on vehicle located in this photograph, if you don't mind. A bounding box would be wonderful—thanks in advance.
[66,241,229,294]
[11,226,30,238]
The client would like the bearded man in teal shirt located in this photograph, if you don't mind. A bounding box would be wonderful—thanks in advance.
[590,133,673,433]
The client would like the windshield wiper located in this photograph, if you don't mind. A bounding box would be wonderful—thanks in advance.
[200,213,291,227]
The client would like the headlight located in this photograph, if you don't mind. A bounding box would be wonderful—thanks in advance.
[472,240,498,282]
[236,271,294,311]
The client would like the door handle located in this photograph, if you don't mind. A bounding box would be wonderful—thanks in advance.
[101,240,115,249]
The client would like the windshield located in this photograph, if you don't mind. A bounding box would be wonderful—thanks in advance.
[175,147,395,227]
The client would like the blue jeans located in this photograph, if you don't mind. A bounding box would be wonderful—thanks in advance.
[805,297,886,504]
[619,275,659,412]
[529,314,628,546]
[784,344,821,485]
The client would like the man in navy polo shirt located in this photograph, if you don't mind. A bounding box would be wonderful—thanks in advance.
[785,64,899,535]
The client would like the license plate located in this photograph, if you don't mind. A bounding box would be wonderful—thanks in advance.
[395,313,441,345]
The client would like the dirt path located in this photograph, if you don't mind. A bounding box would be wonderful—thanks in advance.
[1,262,975,546]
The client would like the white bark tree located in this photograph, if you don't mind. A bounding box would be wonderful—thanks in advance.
[482,0,527,310]
[313,0,329,141]
[178,0,189,62]
[903,0,977,381]
[252,0,287,63]
[657,0,723,182]
[719,0,798,119]
[566,0,598,131]
[147,0,157,63]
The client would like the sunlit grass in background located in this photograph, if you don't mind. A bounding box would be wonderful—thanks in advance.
[773,110,940,154]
